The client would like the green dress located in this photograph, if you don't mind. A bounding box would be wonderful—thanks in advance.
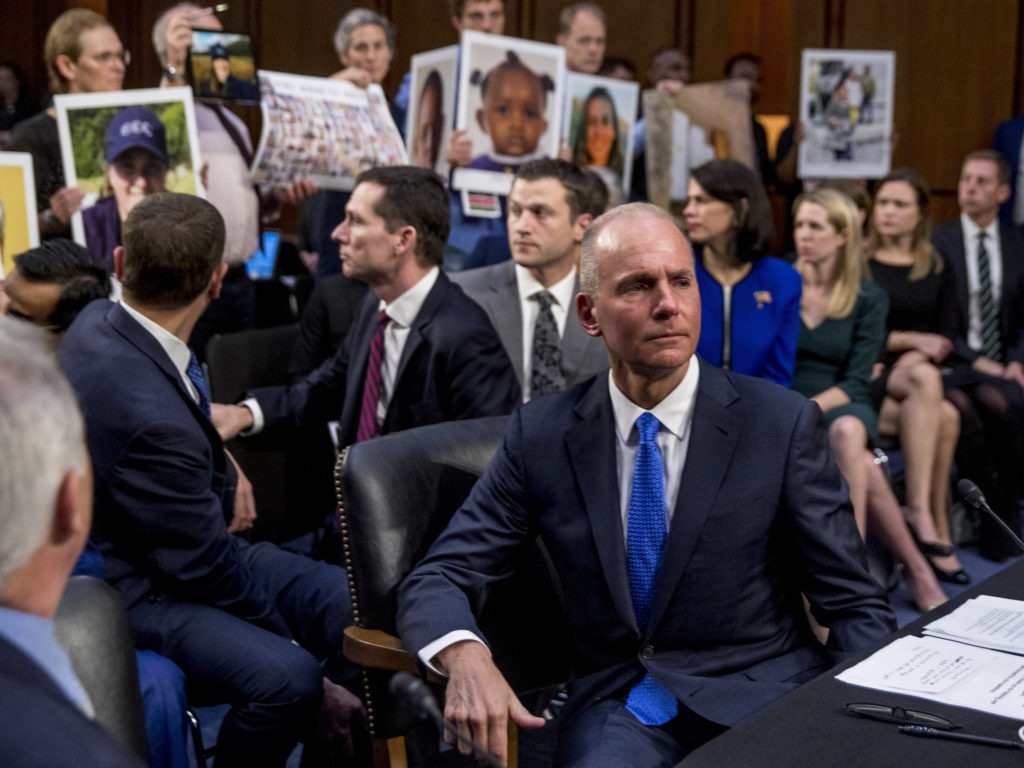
[791,280,888,441]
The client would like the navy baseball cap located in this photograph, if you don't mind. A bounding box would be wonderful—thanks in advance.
[209,43,229,60]
[105,106,168,164]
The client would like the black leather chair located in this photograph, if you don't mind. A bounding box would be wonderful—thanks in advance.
[336,416,571,768]
[54,576,149,763]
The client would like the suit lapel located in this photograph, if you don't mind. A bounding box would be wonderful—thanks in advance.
[107,304,213,432]
[490,263,525,388]
[648,364,740,634]
[945,222,971,325]
[566,377,637,632]
[340,290,382,432]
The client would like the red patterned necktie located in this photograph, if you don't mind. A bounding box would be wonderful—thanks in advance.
[356,311,390,442]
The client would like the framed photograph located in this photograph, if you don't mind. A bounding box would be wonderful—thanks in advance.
[407,45,459,178]
[251,70,407,192]
[452,31,566,195]
[188,29,260,104]
[562,73,639,197]
[798,49,895,179]
[54,87,203,266]
[0,152,39,276]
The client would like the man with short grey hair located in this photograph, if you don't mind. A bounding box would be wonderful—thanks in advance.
[0,318,143,767]
[556,3,607,74]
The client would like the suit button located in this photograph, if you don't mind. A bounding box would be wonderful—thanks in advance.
[640,645,655,660]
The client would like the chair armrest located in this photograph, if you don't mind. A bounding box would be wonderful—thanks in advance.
[343,627,420,674]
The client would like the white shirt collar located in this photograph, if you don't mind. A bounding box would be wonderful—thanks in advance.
[961,212,999,242]
[515,263,577,309]
[119,299,192,380]
[609,357,701,444]
[379,267,440,328]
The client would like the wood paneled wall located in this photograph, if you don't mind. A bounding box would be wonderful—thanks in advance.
[5,0,1024,226]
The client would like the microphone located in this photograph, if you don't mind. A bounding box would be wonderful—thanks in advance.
[388,672,505,768]
[957,479,1024,554]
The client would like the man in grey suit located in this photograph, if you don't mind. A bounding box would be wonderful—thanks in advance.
[453,158,608,400]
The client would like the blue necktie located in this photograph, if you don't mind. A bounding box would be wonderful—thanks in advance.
[186,352,211,420]
[625,412,678,725]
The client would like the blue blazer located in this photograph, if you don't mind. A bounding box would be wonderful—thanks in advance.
[0,636,144,767]
[254,271,520,446]
[397,362,895,726]
[59,301,289,636]
[695,254,802,387]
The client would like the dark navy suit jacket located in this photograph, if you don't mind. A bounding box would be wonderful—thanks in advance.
[0,636,144,767]
[398,362,895,726]
[254,270,520,446]
[932,219,1024,367]
[59,300,289,636]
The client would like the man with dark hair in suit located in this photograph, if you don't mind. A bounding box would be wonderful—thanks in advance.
[397,202,895,767]
[215,166,519,447]
[59,193,364,768]
[932,149,1024,561]
[0,318,143,768]
[453,158,608,400]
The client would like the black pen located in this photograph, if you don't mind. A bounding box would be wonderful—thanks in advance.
[899,724,1024,750]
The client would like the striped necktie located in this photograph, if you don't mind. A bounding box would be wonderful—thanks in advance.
[976,231,1003,361]
[356,311,390,442]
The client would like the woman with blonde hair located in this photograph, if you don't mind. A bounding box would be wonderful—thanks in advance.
[792,187,947,613]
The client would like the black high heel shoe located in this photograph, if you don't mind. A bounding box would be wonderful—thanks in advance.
[915,539,971,586]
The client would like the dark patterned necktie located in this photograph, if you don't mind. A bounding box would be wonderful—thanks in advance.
[530,291,565,397]
[186,352,211,419]
[624,413,678,725]
[976,232,1003,361]
[356,311,390,442]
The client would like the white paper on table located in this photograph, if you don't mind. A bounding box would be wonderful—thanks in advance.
[923,596,1024,655]
[836,635,1024,720]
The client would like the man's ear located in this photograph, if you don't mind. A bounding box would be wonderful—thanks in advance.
[113,246,125,280]
[576,292,602,338]
[207,262,229,300]
[394,224,418,259]
[998,182,1012,206]
[51,464,91,549]
[572,212,593,243]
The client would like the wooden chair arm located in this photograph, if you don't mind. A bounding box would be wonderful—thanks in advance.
[343,627,420,675]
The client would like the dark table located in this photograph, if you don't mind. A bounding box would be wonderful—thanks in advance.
[680,557,1024,767]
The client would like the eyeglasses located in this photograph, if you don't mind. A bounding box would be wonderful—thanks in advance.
[89,49,131,67]
[844,702,961,731]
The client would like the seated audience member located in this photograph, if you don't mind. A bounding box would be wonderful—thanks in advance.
[453,158,608,400]
[1,241,190,768]
[933,150,1024,562]
[397,202,896,767]
[2,239,110,331]
[215,166,520,448]
[865,169,965,582]
[83,106,169,270]
[58,193,365,768]
[791,188,947,612]
[684,159,801,386]
[8,9,127,240]
[0,318,144,767]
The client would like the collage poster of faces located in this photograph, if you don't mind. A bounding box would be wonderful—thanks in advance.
[0,151,39,276]
[251,70,407,192]
[798,49,895,180]
[453,31,566,196]
[407,46,459,179]
[54,87,203,253]
[561,73,639,196]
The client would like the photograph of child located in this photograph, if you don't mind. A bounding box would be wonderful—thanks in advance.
[798,49,894,179]
[453,31,565,195]
[190,29,260,103]
[407,45,457,178]
[54,87,202,268]
[562,72,639,196]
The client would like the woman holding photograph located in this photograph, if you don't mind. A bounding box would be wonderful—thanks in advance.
[685,159,802,386]
[572,86,623,178]
[792,187,947,613]
[83,105,168,270]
